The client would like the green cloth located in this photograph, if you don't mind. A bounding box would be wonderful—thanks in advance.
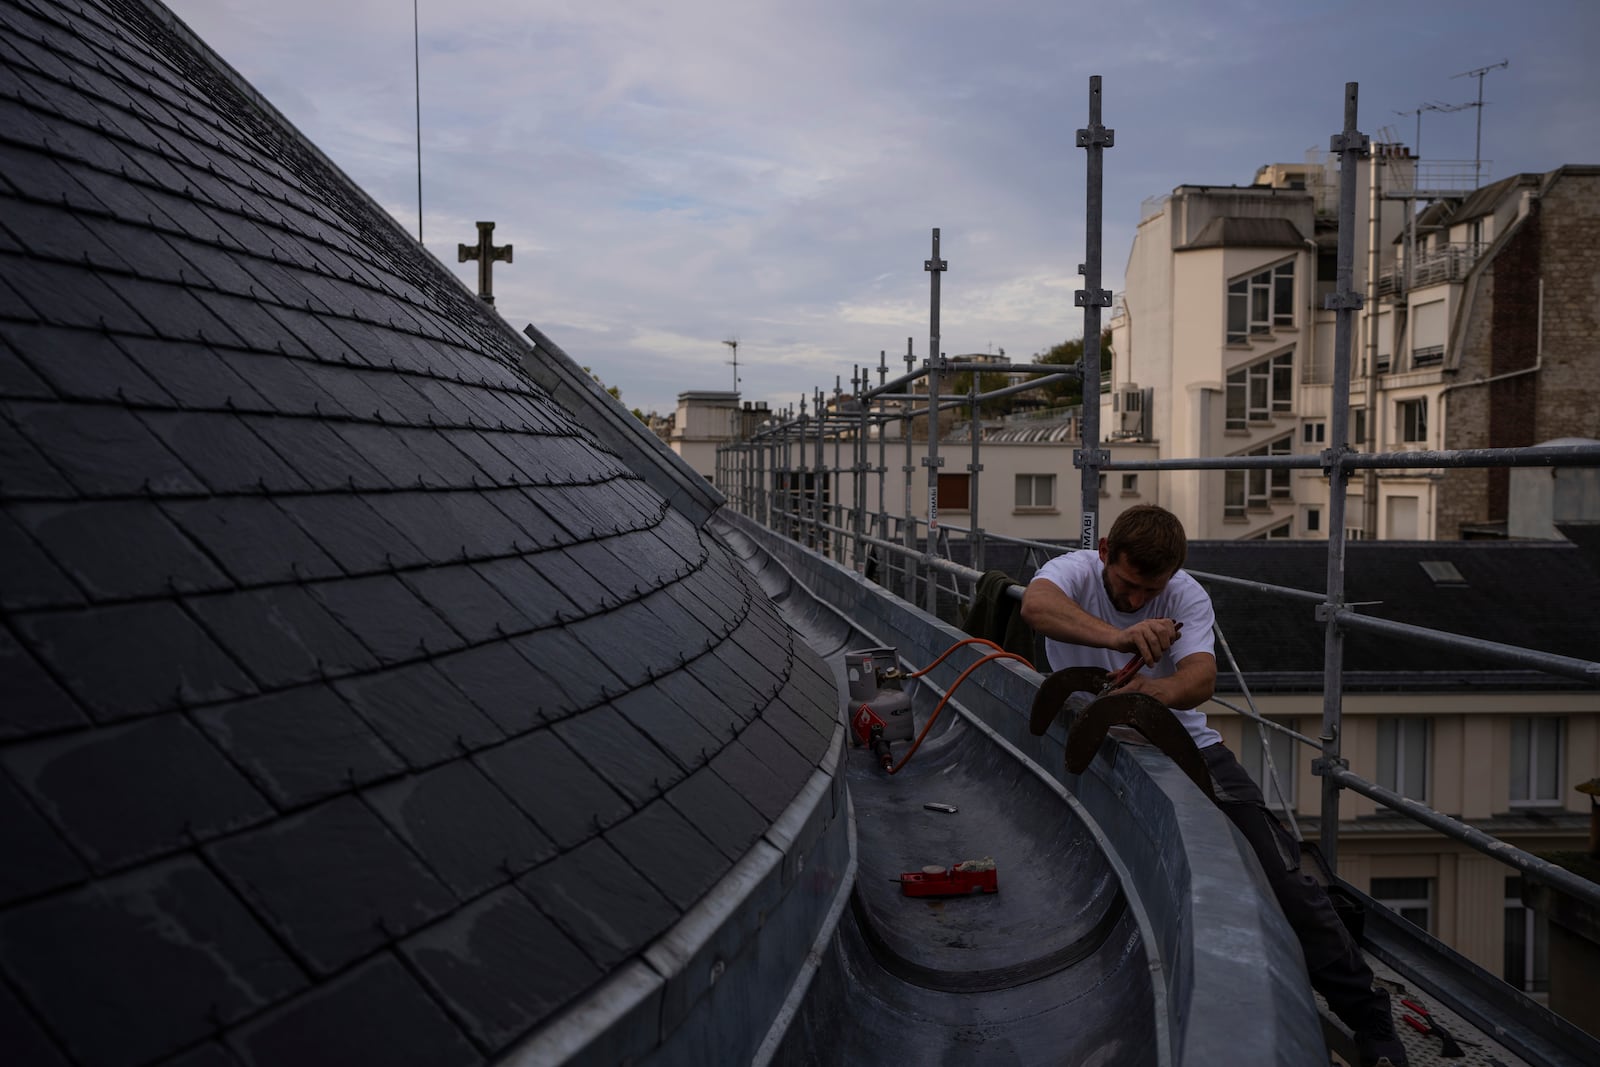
[961,570,1039,668]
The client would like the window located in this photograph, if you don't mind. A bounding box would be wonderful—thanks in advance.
[1224,435,1292,519]
[1015,473,1055,509]
[1503,877,1549,994]
[1350,407,1367,450]
[937,473,970,510]
[1398,398,1428,445]
[1240,717,1297,805]
[1225,351,1294,430]
[1510,717,1563,805]
[1098,473,1107,496]
[1302,420,1325,445]
[1306,508,1321,532]
[1376,717,1429,801]
[1121,474,1139,496]
[1371,877,1433,934]
[1412,300,1446,367]
[1227,260,1295,343]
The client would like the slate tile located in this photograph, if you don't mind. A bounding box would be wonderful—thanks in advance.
[367,762,554,900]
[0,979,70,1067]
[14,500,232,600]
[8,401,205,497]
[441,432,521,484]
[389,426,496,487]
[710,740,794,822]
[551,706,683,808]
[4,258,150,332]
[0,407,76,497]
[648,665,742,749]
[0,625,87,739]
[216,352,353,419]
[190,584,378,685]
[0,767,88,905]
[0,334,54,398]
[434,491,533,558]
[0,321,172,404]
[469,556,578,633]
[139,410,310,494]
[604,798,727,912]
[687,643,763,727]
[608,684,720,774]
[401,885,598,1052]
[482,488,565,546]
[366,492,484,564]
[665,765,769,863]
[246,415,391,491]
[522,545,610,610]
[319,421,423,488]
[227,954,478,1067]
[4,713,272,870]
[434,640,563,734]
[297,365,406,426]
[518,840,675,972]
[334,662,501,768]
[113,336,270,411]
[566,609,677,692]
[401,565,533,643]
[276,495,428,574]
[19,601,255,721]
[739,714,815,792]
[638,585,718,651]
[309,573,463,663]
[82,220,195,284]
[474,729,630,849]
[507,627,626,717]
[768,692,834,763]
[0,857,306,1067]
[0,508,82,609]
[207,795,454,976]
[161,497,344,585]
[194,290,307,354]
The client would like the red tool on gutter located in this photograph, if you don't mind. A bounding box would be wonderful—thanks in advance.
[898,858,999,897]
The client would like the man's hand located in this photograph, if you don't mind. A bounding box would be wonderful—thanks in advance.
[1118,618,1181,667]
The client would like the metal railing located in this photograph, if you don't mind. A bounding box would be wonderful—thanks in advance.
[712,83,1600,918]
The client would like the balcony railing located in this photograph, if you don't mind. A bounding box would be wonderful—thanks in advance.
[1378,242,1485,295]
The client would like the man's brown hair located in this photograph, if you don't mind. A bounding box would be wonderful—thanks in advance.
[1106,504,1187,575]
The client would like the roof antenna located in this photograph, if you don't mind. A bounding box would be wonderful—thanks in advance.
[723,338,740,392]
[413,0,424,244]
[1451,60,1509,189]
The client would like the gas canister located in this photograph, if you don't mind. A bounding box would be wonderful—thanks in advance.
[843,647,913,743]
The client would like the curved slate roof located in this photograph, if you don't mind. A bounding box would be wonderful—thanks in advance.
[0,0,838,1063]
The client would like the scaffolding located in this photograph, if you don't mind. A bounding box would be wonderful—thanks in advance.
[715,79,1600,915]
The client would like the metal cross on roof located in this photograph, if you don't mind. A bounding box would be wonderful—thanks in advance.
[457,220,513,304]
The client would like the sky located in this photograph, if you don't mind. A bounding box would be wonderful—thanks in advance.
[163,0,1599,419]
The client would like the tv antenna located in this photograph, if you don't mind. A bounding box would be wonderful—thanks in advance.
[723,338,741,391]
[1393,100,1472,159]
[1452,60,1509,187]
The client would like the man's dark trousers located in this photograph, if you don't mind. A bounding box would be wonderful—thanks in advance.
[1199,742,1393,1035]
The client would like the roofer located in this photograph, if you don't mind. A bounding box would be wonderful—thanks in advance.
[1020,504,1407,1067]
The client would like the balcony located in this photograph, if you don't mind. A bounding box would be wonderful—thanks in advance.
[1377,242,1485,295]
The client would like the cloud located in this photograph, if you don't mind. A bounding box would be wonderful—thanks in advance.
[167,0,1600,416]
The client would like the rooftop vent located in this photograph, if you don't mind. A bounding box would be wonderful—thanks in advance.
[1419,560,1467,586]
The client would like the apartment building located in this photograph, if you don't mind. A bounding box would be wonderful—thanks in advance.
[1106,157,1600,542]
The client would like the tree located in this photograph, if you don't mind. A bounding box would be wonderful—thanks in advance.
[581,365,622,403]
[1035,329,1113,407]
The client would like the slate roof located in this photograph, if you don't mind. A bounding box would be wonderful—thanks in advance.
[1187,540,1600,690]
[0,1,839,1063]
[1181,216,1307,250]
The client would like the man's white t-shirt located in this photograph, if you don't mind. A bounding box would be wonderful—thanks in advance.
[1033,549,1222,749]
